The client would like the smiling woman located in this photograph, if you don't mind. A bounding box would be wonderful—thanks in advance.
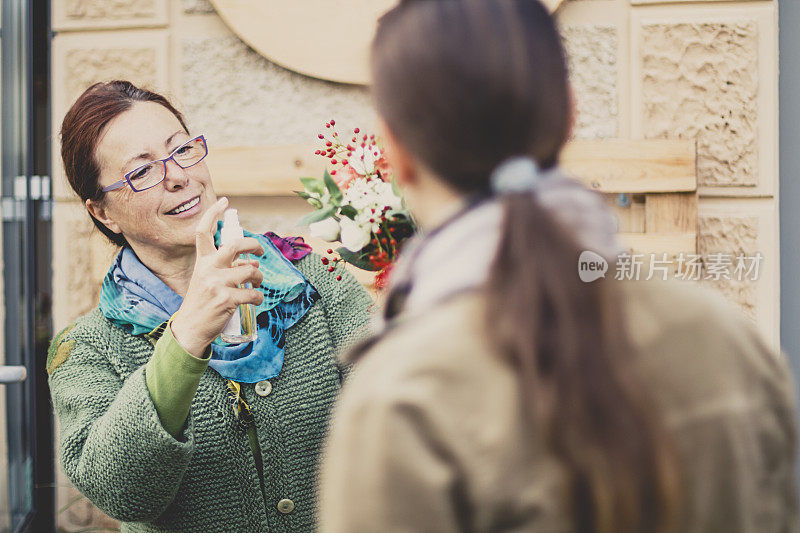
[86,101,218,266]
[48,80,373,532]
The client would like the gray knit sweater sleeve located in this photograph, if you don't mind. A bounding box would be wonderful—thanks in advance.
[48,315,195,523]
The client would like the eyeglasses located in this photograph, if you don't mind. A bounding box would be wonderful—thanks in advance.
[101,135,208,193]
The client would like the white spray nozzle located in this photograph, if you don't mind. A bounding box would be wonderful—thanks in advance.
[221,208,244,245]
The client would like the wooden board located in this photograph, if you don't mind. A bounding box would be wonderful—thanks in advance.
[205,145,323,197]
[208,139,697,197]
[645,192,698,233]
[562,139,696,193]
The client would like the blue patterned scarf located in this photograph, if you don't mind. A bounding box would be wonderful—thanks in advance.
[99,225,319,383]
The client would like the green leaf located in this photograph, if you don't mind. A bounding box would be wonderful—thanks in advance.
[308,198,323,209]
[299,177,325,195]
[336,247,383,271]
[299,206,337,226]
[294,190,312,200]
[339,205,358,220]
[323,169,344,203]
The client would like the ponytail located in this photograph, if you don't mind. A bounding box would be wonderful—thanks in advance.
[486,194,681,533]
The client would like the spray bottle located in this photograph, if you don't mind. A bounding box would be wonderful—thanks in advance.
[220,209,258,344]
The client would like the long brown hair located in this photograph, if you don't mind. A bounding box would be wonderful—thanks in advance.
[372,1,680,532]
[60,80,189,247]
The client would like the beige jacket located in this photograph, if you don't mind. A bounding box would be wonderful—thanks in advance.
[320,280,799,532]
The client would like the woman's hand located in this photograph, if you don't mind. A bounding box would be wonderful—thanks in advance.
[171,197,265,357]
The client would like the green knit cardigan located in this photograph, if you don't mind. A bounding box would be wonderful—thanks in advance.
[48,254,373,533]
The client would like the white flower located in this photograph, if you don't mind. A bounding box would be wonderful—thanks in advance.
[348,144,378,175]
[374,181,403,211]
[309,217,340,242]
[342,178,375,211]
[339,217,372,252]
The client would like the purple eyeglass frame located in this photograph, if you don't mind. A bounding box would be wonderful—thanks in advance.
[101,134,208,193]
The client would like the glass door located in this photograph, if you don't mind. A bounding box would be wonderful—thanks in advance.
[0,0,53,530]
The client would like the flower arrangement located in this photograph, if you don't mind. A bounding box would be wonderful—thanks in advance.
[296,121,416,287]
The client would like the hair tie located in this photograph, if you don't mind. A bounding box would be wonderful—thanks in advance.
[490,156,542,195]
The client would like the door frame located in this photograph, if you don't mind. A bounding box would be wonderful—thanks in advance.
[1,0,54,530]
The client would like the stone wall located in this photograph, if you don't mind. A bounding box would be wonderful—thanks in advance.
[559,0,778,346]
[50,0,779,529]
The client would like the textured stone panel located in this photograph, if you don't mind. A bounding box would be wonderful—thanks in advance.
[53,202,118,331]
[181,37,377,146]
[641,22,758,187]
[183,0,215,14]
[561,25,618,139]
[65,47,158,104]
[698,215,759,318]
[65,0,157,19]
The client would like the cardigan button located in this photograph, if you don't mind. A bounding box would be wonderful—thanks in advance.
[255,380,272,397]
[277,498,295,514]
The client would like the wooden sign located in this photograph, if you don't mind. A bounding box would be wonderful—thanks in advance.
[209,0,567,85]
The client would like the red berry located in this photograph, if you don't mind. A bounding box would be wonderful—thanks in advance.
[381,238,388,244]
[330,170,337,175]
[354,127,360,133]
[321,257,329,265]
[363,134,368,141]
[326,123,330,128]
[336,275,342,281]
[376,228,382,235]
[331,159,337,165]
[390,239,397,245]
[326,141,332,147]
[328,266,335,272]
[330,119,336,126]
[327,248,333,254]
[318,134,324,139]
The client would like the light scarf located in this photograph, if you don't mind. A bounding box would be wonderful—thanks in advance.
[99,225,318,383]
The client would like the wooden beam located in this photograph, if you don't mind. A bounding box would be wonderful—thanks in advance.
[208,139,697,196]
[206,144,323,197]
[562,139,696,193]
[644,192,698,234]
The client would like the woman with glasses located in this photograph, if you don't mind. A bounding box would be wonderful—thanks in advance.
[319,1,798,531]
[48,80,372,532]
